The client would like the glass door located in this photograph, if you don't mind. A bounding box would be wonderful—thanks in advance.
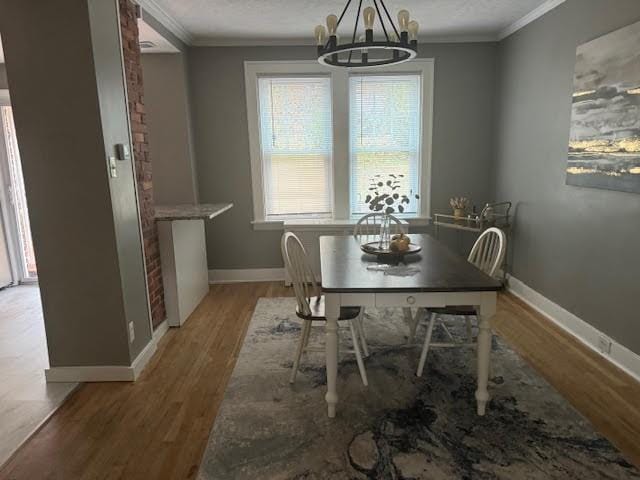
[0,106,37,282]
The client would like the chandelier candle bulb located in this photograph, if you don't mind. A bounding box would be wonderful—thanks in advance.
[314,25,327,47]
[398,9,410,31]
[408,20,419,45]
[363,6,375,42]
[363,6,376,30]
[326,14,338,35]
[398,9,410,44]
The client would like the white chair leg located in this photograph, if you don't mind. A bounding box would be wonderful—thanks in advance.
[290,320,310,384]
[302,318,312,349]
[348,320,368,386]
[416,313,437,377]
[407,308,423,344]
[355,311,369,357]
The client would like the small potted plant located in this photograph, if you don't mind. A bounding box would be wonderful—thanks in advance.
[365,174,419,249]
[449,196,469,219]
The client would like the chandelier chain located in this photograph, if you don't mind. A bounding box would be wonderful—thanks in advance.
[349,0,364,64]
[379,0,401,38]
[373,0,390,42]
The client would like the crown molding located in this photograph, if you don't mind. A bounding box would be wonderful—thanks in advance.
[136,0,565,49]
[191,34,497,48]
[498,0,566,40]
[136,0,193,45]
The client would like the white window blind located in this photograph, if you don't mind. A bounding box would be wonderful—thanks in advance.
[258,76,333,219]
[349,74,421,216]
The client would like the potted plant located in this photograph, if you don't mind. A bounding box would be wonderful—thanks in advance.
[449,196,469,219]
[365,174,419,249]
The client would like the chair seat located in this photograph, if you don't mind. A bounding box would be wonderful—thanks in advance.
[427,305,477,316]
[296,295,361,321]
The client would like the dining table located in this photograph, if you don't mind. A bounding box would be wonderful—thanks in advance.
[319,233,504,418]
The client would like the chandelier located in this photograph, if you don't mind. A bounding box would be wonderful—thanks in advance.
[314,1,419,68]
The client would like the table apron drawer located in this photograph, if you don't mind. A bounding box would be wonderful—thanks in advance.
[374,292,489,308]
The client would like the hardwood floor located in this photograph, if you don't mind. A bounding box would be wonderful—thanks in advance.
[0,283,638,479]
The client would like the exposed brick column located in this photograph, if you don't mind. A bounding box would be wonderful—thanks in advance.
[119,0,166,328]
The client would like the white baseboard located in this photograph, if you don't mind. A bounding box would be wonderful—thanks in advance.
[45,319,170,383]
[45,364,139,382]
[507,275,640,383]
[208,268,285,284]
[152,319,169,343]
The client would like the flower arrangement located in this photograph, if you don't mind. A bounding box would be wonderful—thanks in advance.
[449,196,469,218]
[365,174,419,214]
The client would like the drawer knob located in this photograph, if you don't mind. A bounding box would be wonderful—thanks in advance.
[407,296,416,305]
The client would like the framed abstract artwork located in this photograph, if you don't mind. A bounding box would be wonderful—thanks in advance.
[566,20,640,194]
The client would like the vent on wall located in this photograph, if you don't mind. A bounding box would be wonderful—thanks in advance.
[139,41,156,49]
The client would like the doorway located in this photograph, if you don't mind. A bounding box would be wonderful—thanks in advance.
[0,103,37,286]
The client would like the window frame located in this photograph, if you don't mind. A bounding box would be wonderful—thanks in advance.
[244,59,434,228]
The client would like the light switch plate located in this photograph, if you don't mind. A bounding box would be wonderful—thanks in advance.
[108,156,117,178]
[116,143,131,162]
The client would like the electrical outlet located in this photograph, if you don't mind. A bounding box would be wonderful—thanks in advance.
[128,321,135,343]
[597,335,612,355]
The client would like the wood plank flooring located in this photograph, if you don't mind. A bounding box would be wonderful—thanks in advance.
[1,283,638,479]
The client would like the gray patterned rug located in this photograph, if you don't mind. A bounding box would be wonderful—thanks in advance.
[198,298,639,480]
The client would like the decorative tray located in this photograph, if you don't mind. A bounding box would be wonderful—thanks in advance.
[360,241,422,257]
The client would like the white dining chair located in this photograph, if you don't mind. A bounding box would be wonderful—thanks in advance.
[353,213,415,347]
[353,212,404,239]
[413,227,507,377]
[281,232,369,386]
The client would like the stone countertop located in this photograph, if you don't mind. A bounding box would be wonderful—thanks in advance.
[155,203,233,221]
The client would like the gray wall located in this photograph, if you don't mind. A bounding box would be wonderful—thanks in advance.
[495,0,640,354]
[89,0,153,360]
[142,53,199,204]
[0,63,7,89]
[188,44,498,269]
[0,0,152,366]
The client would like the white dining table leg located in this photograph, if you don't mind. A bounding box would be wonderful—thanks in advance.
[324,293,340,418]
[475,292,497,416]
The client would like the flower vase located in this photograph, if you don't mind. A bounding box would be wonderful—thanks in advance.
[379,214,391,250]
[453,208,466,219]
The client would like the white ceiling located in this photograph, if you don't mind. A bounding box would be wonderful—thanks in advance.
[140,0,564,46]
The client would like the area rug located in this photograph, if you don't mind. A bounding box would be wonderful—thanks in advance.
[198,298,639,480]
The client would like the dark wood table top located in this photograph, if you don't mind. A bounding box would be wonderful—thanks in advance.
[320,234,503,293]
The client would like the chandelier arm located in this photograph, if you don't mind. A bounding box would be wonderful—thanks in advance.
[379,0,401,39]
[373,0,390,41]
[348,0,364,64]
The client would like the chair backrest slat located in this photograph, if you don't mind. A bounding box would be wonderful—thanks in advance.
[468,227,507,279]
[353,213,404,241]
[281,232,319,316]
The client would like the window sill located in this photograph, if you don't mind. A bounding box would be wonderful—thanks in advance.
[251,220,285,231]
[252,216,431,231]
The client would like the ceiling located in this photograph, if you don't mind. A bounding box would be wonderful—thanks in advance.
[140,0,563,45]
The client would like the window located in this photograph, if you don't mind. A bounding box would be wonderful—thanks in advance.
[258,77,333,219]
[350,75,421,216]
[245,61,433,226]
